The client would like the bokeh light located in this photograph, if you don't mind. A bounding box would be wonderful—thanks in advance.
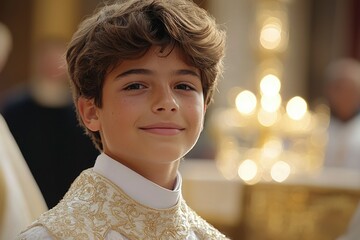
[238,159,258,182]
[235,90,257,115]
[286,96,307,120]
[271,161,291,182]
[260,74,281,96]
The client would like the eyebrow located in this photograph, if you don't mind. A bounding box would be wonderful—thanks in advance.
[115,68,200,80]
[175,69,200,79]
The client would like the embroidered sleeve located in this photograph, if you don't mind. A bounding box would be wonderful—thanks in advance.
[16,226,54,240]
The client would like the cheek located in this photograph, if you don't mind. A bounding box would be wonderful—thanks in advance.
[186,102,205,125]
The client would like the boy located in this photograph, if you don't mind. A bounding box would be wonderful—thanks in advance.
[17,0,228,239]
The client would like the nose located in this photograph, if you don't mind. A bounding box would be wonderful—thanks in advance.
[152,87,179,113]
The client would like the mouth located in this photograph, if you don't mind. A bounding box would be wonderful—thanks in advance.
[139,123,185,136]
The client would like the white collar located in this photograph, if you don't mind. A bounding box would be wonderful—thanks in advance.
[93,153,181,209]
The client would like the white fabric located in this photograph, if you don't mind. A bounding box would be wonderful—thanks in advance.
[93,152,181,209]
[18,153,186,240]
[337,202,360,240]
[324,115,360,240]
[0,115,47,239]
[324,114,360,169]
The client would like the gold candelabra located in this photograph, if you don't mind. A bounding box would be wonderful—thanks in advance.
[210,0,329,184]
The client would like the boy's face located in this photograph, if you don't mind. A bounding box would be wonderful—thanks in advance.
[81,46,206,170]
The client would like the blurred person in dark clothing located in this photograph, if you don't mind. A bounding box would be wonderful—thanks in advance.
[1,38,99,209]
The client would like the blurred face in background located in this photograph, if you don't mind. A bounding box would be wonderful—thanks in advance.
[30,39,71,107]
[34,40,67,83]
[325,62,360,122]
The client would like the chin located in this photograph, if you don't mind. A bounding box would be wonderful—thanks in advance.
[143,143,194,162]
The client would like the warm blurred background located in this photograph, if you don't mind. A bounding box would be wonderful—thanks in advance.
[1,0,360,239]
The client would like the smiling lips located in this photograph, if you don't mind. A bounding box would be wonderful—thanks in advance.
[139,123,185,136]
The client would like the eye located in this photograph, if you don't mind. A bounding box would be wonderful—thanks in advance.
[123,83,146,90]
[175,83,196,91]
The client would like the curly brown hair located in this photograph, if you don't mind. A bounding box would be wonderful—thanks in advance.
[66,0,226,150]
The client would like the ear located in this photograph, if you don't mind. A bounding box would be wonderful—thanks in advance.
[77,97,100,132]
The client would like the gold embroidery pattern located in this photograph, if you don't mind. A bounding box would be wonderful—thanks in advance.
[32,170,228,240]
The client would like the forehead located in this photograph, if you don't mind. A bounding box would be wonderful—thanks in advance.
[109,45,200,76]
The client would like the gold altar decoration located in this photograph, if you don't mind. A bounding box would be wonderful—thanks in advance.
[180,160,360,240]
[239,182,360,240]
[210,0,330,184]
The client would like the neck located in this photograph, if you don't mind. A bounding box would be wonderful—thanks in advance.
[106,152,180,190]
[141,163,179,190]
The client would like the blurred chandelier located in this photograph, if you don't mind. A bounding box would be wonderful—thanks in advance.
[211,0,329,184]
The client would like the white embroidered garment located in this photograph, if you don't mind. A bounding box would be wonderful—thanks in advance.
[17,154,228,239]
[0,115,47,239]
